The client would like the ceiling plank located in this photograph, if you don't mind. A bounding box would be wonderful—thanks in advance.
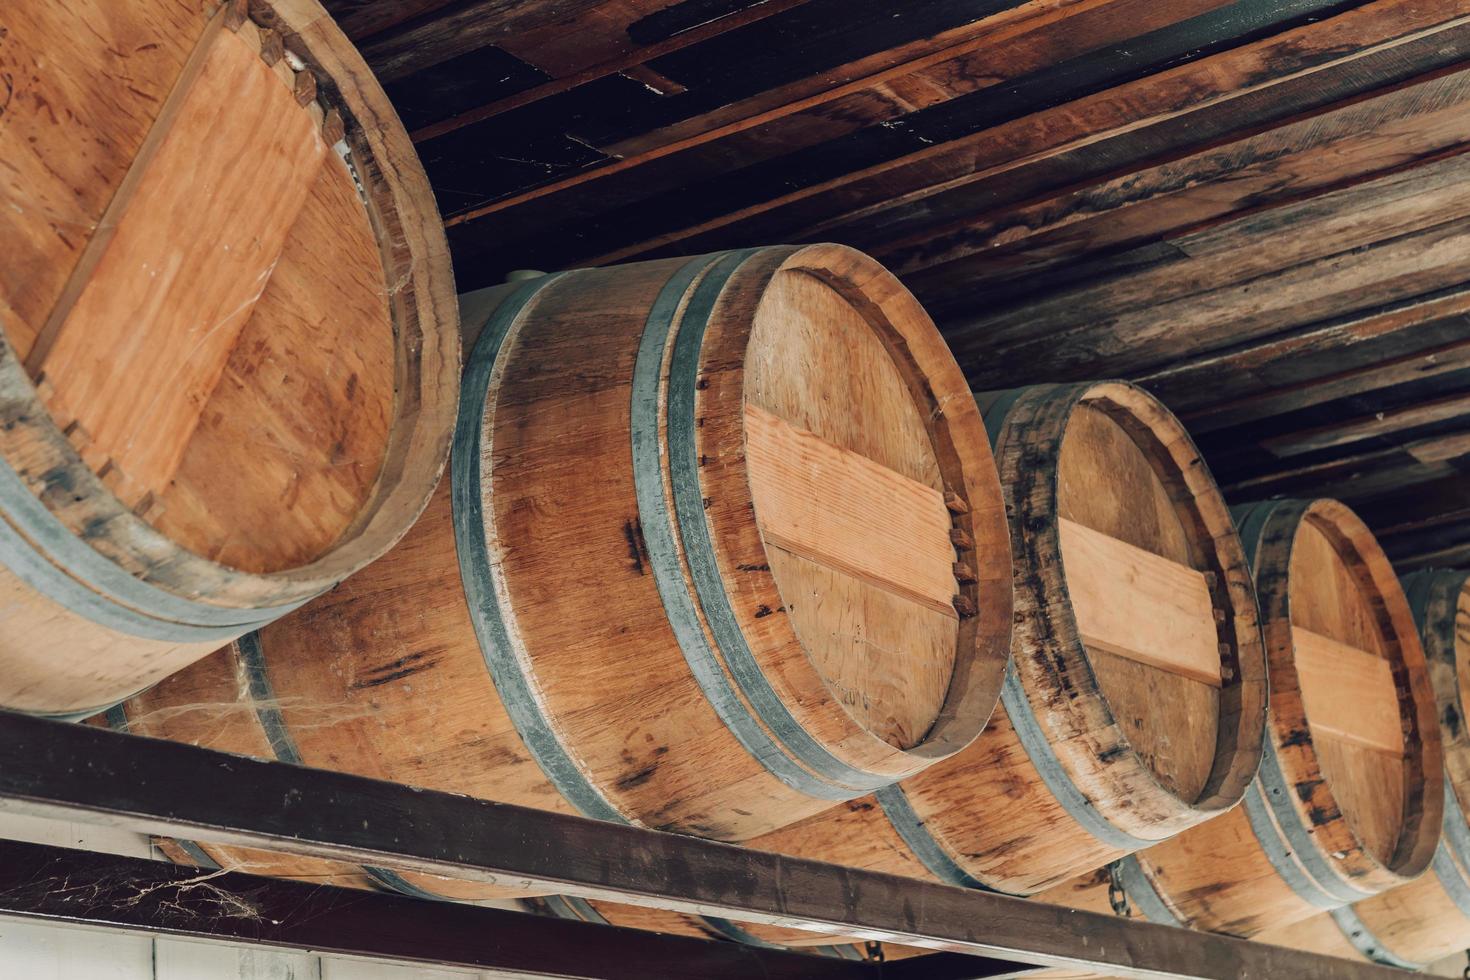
[1141,285,1470,428]
[950,208,1470,385]
[575,0,1470,266]
[883,81,1470,286]
[1260,391,1470,458]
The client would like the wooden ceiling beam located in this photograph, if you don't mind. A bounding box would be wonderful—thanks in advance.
[1142,286,1470,431]
[949,206,1470,386]
[1356,475,1470,536]
[322,0,451,42]
[1260,391,1470,458]
[884,82,1470,288]
[404,0,813,137]
[796,0,1470,252]
[1221,448,1454,503]
[437,0,1191,217]
[445,0,1461,280]
[934,69,1470,335]
[578,0,1470,267]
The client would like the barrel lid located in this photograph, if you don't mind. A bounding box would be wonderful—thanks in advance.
[984,380,1267,843]
[0,0,457,605]
[1249,499,1443,885]
[731,244,1010,763]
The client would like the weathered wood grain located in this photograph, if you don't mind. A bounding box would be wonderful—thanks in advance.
[1142,285,1470,431]
[1262,391,1470,459]
[744,404,959,618]
[1060,519,1221,687]
[575,0,1470,268]
[889,74,1470,289]
[34,24,327,508]
[0,0,458,718]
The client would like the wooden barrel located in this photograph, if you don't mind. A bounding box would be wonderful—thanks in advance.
[1042,499,1444,939]
[0,0,458,718]
[571,380,1267,947]
[119,243,1013,899]
[1254,568,1470,969]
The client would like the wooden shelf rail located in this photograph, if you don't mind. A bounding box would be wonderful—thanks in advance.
[0,711,1407,980]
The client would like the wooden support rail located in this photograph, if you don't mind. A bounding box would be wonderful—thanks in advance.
[0,710,1407,980]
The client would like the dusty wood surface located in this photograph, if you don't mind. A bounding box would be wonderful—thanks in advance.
[127,244,1011,902]
[323,0,1470,567]
[0,0,457,715]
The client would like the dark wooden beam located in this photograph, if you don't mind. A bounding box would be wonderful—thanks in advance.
[436,0,1226,216]
[1219,446,1450,502]
[1142,285,1470,432]
[443,0,1470,286]
[0,711,1406,980]
[0,839,872,979]
[885,76,1470,287]
[359,0,605,81]
[950,208,1470,386]
[581,0,1468,266]
[404,0,813,138]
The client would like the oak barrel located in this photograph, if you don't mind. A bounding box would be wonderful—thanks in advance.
[0,0,458,717]
[1255,568,1470,969]
[575,380,1268,947]
[1045,499,1444,939]
[119,243,1013,899]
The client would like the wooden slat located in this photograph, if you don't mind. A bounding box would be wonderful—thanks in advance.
[888,84,1470,286]
[437,0,1211,211]
[804,0,1470,255]
[408,0,813,140]
[1144,286,1470,430]
[961,209,1470,387]
[1293,626,1404,756]
[744,403,958,619]
[1262,390,1470,458]
[1058,517,1221,687]
[574,0,1470,268]
[32,24,327,507]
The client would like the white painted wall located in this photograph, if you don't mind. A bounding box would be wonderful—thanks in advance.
[0,813,500,980]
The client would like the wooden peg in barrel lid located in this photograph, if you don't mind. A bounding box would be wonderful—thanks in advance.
[601,379,1270,952]
[0,0,458,718]
[120,243,1013,901]
[1056,498,1444,941]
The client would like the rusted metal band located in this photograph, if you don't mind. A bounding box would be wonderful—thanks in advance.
[0,450,306,642]
[1115,855,1183,927]
[1000,661,1155,852]
[633,250,887,799]
[1329,906,1426,971]
[874,783,1008,892]
[452,272,630,827]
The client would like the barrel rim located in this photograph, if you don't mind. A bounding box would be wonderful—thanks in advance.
[720,243,1014,773]
[1404,568,1470,839]
[986,379,1268,842]
[0,0,458,613]
[1252,498,1444,891]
